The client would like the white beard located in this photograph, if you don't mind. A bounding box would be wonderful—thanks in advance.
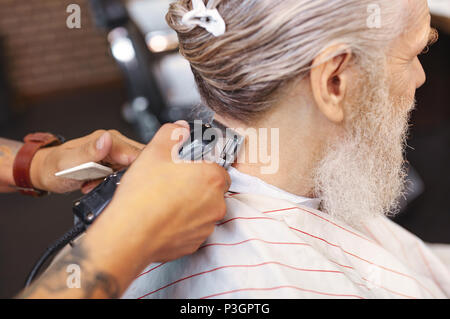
[313,63,415,227]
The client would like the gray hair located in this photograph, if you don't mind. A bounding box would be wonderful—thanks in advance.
[167,0,406,123]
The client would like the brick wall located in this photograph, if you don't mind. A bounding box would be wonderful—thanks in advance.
[0,0,122,100]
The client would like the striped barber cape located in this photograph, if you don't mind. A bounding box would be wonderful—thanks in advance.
[122,169,450,299]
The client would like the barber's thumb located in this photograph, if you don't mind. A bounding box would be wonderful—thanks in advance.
[57,132,111,174]
[83,131,112,163]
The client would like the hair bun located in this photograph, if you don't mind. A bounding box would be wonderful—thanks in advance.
[166,0,195,34]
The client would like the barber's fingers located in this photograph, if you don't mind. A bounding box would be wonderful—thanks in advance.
[141,122,231,194]
[57,130,113,170]
[108,129,146,150]
[143,122,191,161]
[173,120,190,129]
[103,130,144,167]
[147,122,231,191]
[224,170,231,193]
[214,196,228,221]
[215,166,231,194]
[81,180,102,194]
[78,130,144,194]
[60,130,143,168]
[203,163,231,195]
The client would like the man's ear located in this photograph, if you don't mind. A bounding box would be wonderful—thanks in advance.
[310,45,353,124]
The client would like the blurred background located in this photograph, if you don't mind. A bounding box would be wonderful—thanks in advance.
[0,0,448,298]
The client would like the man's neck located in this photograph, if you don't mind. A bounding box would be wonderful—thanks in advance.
[214,96,336,198]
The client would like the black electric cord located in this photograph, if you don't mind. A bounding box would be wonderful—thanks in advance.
[24,170,127,289]
[24,223,86,288]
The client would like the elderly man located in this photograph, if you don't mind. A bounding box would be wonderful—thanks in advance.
[123,0,449,299]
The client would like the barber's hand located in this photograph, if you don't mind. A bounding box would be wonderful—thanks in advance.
[84,122,230,281]
[30,130,144,194]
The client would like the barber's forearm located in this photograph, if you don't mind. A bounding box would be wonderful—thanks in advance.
[17,211,147,299]
[17,235,136,299]
[0,138,23,192]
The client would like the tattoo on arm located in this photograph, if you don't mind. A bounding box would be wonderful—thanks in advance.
[0,138,22,154]
[17,242,120,299]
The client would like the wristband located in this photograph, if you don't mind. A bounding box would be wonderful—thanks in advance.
[13,133,64,197]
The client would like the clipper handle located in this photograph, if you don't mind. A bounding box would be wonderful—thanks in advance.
[72,169,127,228]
